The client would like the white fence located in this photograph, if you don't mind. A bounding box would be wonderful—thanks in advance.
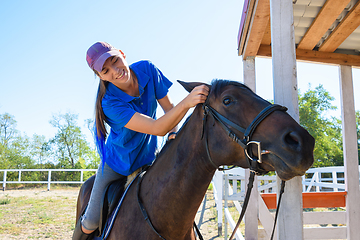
[0,169,97,191]
[211,166,360,240]
[302,166,351,192]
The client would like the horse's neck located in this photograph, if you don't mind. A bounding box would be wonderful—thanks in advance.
[142,110,216,236]
[154,112,215,199]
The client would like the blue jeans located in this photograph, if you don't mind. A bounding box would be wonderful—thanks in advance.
[81,162,126,231]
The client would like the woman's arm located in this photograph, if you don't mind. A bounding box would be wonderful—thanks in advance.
[124,85,209,136]
[157,94,177,139]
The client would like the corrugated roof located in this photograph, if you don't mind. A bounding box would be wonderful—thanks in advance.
[238,0,360,67]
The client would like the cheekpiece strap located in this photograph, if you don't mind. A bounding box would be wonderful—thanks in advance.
[244,104,287,140]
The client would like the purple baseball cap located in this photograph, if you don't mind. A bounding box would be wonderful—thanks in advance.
[86,42,122,72]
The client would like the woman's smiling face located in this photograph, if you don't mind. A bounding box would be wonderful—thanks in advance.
[98,55,131,85]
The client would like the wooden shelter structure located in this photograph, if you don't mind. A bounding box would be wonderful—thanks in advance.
[237,0,360,239]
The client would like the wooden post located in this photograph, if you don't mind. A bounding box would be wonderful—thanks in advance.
[338,65,360,239]
[243,57,256,90]
[270,0,303,239]
[243,57,259,240]
[245,170,259,239]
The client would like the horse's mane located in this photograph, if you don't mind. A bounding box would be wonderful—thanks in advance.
[155,114,190,159]
[155,79,251,160]
[210,79,253,98]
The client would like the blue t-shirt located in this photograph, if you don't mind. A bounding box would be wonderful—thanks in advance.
[101,60,172,175]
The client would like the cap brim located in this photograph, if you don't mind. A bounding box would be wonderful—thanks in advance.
[93,49,122,73]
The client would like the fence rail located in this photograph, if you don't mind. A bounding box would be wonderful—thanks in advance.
[0,169,97,191]
[302,166,358,192]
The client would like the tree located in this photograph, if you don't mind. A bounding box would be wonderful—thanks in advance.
[30,134,50,167]
[0,113,35,169]
[0,113,18,147]
[299,85,343,167]
[7,135,34,168]
[49,112,91,168]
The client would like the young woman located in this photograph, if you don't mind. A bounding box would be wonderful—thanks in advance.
[72,42,209,239]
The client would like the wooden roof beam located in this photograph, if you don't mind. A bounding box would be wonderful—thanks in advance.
[242,0,270,60]
[319,0,360,52]
[238,0,256,56]
[261,20,271,45]
[297,0,351,50]
[257,44,360,67]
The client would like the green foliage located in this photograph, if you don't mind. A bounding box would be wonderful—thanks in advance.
[0,111,99,185]
[49,112,90,168]
[299,85,344,167]
[51,170,81,182]
[0,120,35,169]
[85,150,101,169]
[0,198,11,205]
[0,113,17,147]
[30,134,50,167]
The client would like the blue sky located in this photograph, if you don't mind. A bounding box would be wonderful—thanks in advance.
[0,0,359,145]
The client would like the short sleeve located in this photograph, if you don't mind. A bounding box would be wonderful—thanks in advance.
[148,61,173,100]
[102,97,136,130]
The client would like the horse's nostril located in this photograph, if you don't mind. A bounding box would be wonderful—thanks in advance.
[284,131,301,148]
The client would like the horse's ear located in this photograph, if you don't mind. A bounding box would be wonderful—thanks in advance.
[177,80,210,93]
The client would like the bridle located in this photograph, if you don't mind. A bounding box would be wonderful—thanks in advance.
[202,102,287,174]
[134,100,289,240]
[202,100,288,240]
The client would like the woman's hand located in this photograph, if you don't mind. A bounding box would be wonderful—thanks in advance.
[167,132,177,140]
[181,85,209,109]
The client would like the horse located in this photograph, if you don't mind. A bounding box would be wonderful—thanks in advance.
[76,79,315,240]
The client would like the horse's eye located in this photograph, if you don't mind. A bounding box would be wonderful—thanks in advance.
[223,97,232,106]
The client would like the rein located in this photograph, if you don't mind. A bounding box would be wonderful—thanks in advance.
[137,170,204,240]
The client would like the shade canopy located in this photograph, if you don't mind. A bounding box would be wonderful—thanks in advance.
[238,0,360,67]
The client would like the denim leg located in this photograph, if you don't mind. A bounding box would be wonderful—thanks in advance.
[81,162,126,231]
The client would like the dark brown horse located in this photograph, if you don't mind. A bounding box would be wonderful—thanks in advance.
[76,80,314,239]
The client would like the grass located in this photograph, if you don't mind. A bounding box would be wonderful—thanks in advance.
[0,223,22,235]
[0,194,11,205]
[0,187,79,239]
[0,198,11,205]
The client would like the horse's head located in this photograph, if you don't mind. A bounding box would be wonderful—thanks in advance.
[179,80,315,181]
